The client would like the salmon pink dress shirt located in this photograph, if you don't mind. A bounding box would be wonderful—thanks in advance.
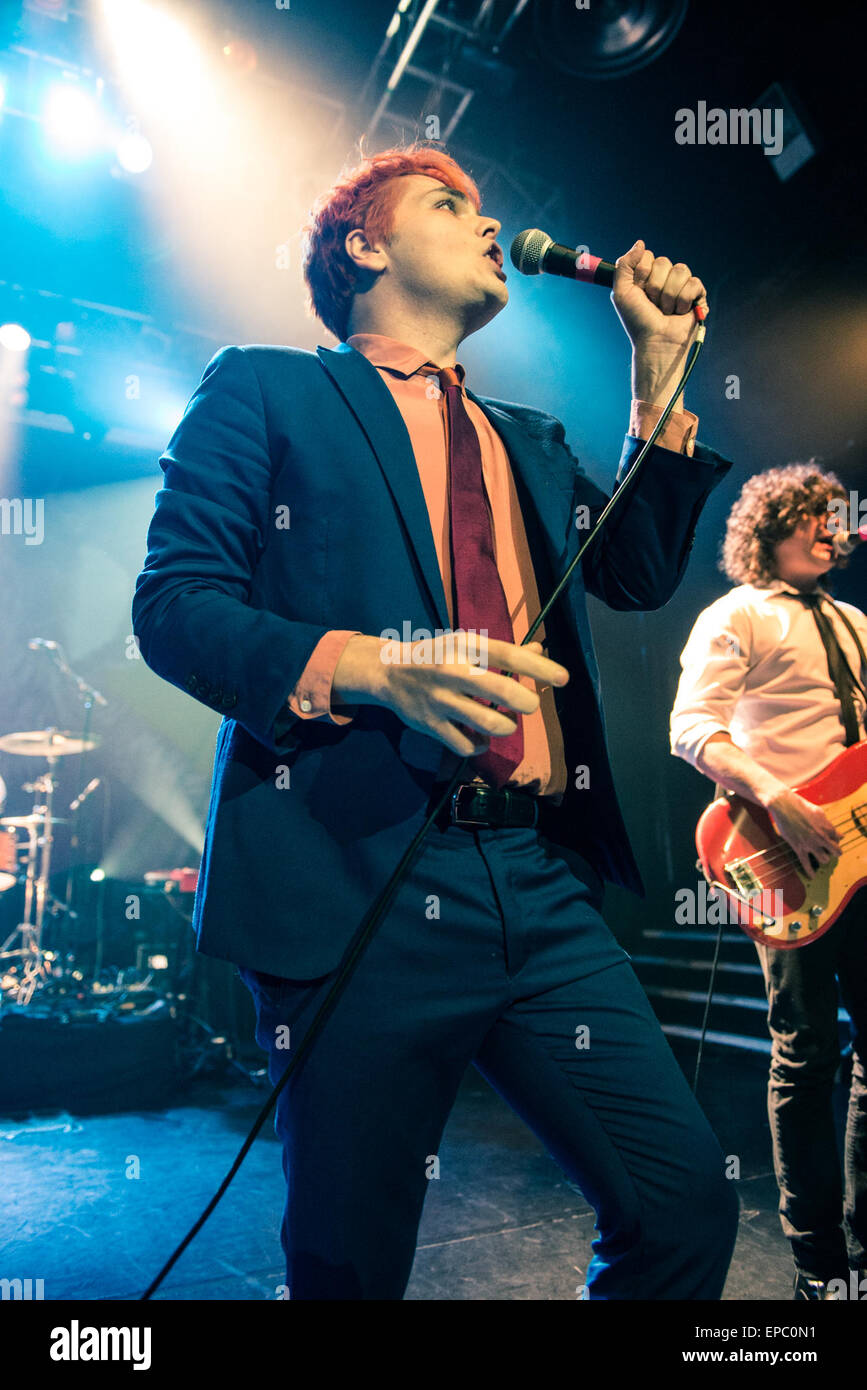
[286,334,699,798]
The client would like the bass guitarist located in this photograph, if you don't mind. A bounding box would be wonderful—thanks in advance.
[670,462,867,1300]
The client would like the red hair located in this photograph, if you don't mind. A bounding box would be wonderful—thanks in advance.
[300,140,481,342]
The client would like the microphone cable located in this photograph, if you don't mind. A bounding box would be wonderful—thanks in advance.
[140,316,707,1299]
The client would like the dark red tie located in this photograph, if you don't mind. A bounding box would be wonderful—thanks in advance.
[437,365,524,788]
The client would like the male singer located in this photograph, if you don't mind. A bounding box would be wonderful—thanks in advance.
[133,141,737,1299]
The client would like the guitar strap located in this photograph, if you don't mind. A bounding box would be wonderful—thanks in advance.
[707,594,867,806]
[826,598,867,701]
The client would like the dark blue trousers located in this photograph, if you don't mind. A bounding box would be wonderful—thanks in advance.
[755,888,867,1280]
[239,818,739,1299]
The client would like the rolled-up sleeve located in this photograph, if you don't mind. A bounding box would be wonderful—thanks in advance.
[670,602,751,769]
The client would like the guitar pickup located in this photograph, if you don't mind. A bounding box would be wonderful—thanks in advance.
[725,858,763,901]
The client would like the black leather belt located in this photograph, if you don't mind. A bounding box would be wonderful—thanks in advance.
[433,780,539,830]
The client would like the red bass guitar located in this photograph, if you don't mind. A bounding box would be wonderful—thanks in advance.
[695,742,867,949]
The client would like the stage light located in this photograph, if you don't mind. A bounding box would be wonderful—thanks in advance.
[0,324,31,352]
[43,82,104,156]
[90,867,106,882]
[534,0,689,79]
[100,0,206,117]
[115,128,153,173]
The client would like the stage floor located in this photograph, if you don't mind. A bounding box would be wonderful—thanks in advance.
[0,1040,846,1300]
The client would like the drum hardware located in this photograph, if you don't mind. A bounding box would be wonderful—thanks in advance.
[0,826,18,893]
[143,867,200,895]
[24,642,107,984]
[136,870,256,1082]
[0,724,99,1007]
[1,643,255,1078]
[0,731,101,758]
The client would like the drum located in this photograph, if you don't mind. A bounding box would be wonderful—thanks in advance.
[0,827,17,892]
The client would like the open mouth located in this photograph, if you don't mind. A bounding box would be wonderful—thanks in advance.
[484,245,506,280]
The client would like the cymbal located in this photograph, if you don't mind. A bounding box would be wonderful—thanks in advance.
[0,731,100,757]
[0,815,69,827]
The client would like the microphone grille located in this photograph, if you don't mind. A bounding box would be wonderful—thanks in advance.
[510,229,550,275]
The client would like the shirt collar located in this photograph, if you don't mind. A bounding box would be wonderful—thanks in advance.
[762,579,832,600]
[345,333,466,386]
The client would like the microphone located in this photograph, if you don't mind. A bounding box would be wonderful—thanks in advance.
[510,228,707,322]
[832,524,867,558]
[510,229,616,286]
[28,637,59,650]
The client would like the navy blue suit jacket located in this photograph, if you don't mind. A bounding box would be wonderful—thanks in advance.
[132,341,731,977]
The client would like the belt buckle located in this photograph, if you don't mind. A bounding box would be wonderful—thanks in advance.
[450,782,493,826]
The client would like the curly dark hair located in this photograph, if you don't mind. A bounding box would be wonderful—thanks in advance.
[720,461,848,586]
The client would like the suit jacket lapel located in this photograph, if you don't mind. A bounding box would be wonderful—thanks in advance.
[317,342,451,630]
[317,343,576,633]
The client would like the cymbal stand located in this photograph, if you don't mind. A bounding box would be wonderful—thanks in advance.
[0,751,60,1006]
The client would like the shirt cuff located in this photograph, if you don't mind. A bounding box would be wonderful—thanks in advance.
[630,399,699,457]
[287,630,364,725]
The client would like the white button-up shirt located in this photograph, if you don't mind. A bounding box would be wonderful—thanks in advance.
[670,580,867,787]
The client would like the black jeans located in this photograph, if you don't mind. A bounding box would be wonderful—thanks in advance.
[755,887,867,1279]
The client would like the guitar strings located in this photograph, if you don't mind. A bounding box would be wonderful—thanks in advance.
[747,815,864,870]
[715,796,867,893]
[736,800,866,876]
[734,827,862,886]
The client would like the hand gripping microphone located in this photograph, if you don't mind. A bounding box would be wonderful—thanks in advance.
[510,229,708,323]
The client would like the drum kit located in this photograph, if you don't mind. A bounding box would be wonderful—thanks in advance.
[0,728,100,1006]
[0,642,258,1084]
[0,721,258,1086]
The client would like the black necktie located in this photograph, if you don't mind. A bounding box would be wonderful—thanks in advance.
[790,591,864,746]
